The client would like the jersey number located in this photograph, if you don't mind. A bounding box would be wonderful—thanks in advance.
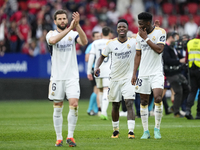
[52,83,56,91]
[136,78,143,86]
[99,49,109,63]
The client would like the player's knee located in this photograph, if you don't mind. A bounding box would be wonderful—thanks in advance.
[154,95,162,103]
[71,102,78,108]
[112,102,120,111]
[140,100,148,106]
[53,101,63,107]
[125,100,133,109]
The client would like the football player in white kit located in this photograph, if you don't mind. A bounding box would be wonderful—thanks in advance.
[46,10,88,147]
[87,26,112,120]
[131,12,166,139]
[95,19,136,139]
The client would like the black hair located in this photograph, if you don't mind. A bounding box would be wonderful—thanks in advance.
[54,9,68,20]
[166,32,179,39]
[92,31,99,37]
[117,19,128,26]
[102,26,111,36]
[138,12,152,22]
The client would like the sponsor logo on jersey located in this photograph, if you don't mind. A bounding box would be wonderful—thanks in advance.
[152,36,156,41]
[114,48,118,50]
[68,37,72,41]
[141,39,144,42]
[160,36,165,42]
[127,44,131,49]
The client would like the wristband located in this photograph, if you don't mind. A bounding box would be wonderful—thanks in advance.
[145,38,150,42]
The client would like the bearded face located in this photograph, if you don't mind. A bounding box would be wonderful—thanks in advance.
[55,14,68,31]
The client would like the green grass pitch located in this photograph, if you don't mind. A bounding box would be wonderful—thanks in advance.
[0,99,199,150]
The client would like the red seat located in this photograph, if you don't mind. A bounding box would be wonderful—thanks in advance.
[168,15,178,26]
[153,15,163,26]
[187,3,198,14]
[179,15,189,25]
[193,15,200,26]
[162,3,174,14]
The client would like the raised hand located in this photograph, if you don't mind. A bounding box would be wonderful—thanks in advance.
[69,19,76,30]
[154,20,160,27]
[138,27,147,40]
[72,12,80,27]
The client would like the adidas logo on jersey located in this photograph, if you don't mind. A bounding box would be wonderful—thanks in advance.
[114,48,118,50]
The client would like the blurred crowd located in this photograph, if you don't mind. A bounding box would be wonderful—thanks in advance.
[0,0,200,57]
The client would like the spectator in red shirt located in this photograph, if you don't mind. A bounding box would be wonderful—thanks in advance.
[18,16,31,52]
[121,6,134,26]
[82,19,93,42]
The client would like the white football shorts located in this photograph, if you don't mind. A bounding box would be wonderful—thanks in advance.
[135,73,164,94]
[95,78,110,88]
[48,78,80,100]
[108,78,135,102]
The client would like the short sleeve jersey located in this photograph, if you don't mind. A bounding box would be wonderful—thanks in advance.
[90,38,111,78]
[46,30,79,80]
[102,37,136,81]
[136,27,166,76]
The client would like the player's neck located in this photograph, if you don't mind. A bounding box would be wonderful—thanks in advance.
[102,36,110,39]
[118,37,127,43]
[147,26,154,34]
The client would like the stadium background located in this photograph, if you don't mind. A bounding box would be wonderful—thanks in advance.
[0,0,200,100]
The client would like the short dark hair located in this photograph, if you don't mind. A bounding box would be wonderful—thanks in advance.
[117,19,128,26]
[138,12,152,22]
[102,26,111,36]
[166,32,179,39]
[54,9,68,20]
[92,31,99,37]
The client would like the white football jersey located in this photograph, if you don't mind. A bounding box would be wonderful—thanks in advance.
[136,27,166,76]
[90,38,111,78]
[102,37,136,81]
[46,30,79,80]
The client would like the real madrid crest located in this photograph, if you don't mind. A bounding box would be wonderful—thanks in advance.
[135,85,139,90]
[152,36,156,41]
[127,44,131,49]
[68,37,72,41]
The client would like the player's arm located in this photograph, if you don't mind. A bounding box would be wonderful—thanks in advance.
[48,20,76,45]
[85,54,89,62]
[131,50,141,85]
[94,55,106,77]
[139,28,164,54]
[87,54,95,80]
[73,12,88,46]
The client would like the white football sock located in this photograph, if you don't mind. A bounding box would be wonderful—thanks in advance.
[140,105,149,131]
[127,120,135,133]
[67,106,78,138]
[154,102,163,129]
[101,89,109,116]
[112,121,119,131]
[53,106,63,140]
[99,91,103,108]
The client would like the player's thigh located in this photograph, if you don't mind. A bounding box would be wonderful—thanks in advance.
[65,78,80,100]
[121,78,135,100]
[135,76,151,94]
[48,80,65,100]
[95,78,103,89]
[108,80,122,102]
[150,73,164,89]
[102,77,110,87]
